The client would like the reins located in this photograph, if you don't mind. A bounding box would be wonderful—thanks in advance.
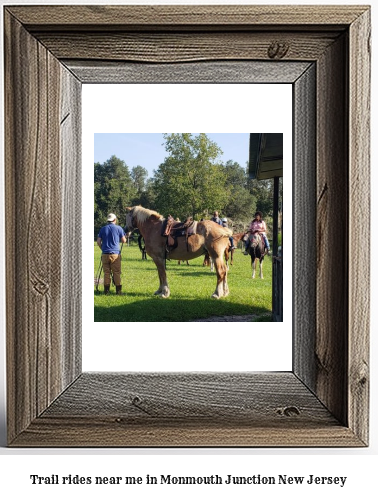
[250,233,265,258]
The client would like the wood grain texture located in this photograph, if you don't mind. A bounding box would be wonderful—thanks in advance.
[65,60,312,84]
[60,68,82,388]
[4,11,81,444]
[35,32,339,63]
[7,5,367,29]
[348,9,371,445]
[4,12,62,442]
[4,5,370,447]
[41,373,336,422]
[293,64,316,390]
[11,373,364,447]
[11,419,364,448]
[316,34,349,426]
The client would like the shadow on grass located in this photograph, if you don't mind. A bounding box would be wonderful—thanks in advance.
[94,296,271,322]
[170,270,215,278]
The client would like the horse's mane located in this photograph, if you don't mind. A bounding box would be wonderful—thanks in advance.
[132,205,164,224]
[221,227,233,237]
[233,231,247,242]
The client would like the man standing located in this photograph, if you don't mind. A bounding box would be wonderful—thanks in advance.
[97,213,126,295]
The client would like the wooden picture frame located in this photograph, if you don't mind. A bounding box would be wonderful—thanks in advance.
[4,5,370,447]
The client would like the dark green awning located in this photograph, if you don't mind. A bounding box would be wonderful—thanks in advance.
[249,133,283,180]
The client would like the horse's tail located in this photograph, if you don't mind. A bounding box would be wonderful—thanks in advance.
[138,234,145,253]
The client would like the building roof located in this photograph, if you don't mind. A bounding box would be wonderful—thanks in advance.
[249,133,283,180]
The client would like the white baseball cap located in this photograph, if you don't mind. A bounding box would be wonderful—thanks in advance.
[107,213,117,221]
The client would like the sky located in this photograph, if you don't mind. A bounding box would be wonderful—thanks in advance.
[94,133,250,177]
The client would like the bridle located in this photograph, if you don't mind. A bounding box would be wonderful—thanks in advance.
[250,232,263,255]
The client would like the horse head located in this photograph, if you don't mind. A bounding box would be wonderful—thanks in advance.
[250,233,262,248]
[125,205,164,233]
[241,232,249,243]
[124,206,135,233]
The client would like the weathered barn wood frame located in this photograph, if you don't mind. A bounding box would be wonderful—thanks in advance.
[4,5,370,447]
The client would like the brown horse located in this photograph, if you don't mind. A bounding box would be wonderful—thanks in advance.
[125,206,232,299]
[204,231,247,271]
[224,232,247,268]
[248,232,267,279]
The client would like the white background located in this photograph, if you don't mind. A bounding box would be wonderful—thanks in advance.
[83,83,293,372]
[0,1,377,499]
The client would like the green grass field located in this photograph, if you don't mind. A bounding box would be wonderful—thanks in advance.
[94,243,273,322]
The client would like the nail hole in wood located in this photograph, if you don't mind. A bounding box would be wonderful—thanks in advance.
[268,41,289,59]
[277,406,301,417]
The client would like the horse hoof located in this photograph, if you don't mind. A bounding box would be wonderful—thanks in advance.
[159,287,170,298]
[211,293,220,299]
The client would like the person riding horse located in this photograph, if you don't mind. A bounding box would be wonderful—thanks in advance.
[244,211,270,255]
[211,211,235,249]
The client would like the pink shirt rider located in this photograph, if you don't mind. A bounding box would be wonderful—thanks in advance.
[249,219,267,235]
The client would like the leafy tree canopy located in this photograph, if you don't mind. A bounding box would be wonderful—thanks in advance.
[94,155,136,236]
[131,165,148,195]
[93,136,278,237]
[153,133,231,220]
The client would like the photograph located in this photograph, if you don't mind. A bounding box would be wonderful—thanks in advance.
[93,132,283,322]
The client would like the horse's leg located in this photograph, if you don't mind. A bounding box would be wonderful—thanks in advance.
[223,270,229,297]
[210,257,214,272]
[252,257,256,279]
[211,256,226,298]
[224,248,230,270]
[209,250,229,299]
[230,248,234,266]
[152,257,170,298]
[221,259,229,297]
[260,258,264,279]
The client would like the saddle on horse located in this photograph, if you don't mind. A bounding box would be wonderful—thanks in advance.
[162,215,198,253]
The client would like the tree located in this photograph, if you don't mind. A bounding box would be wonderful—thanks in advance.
[153,133,231,220]
[94,155,136,236]
[222,161,256,225]
[248,177,274,215]
[247,176,275,234]
[138,177,157,208]
[131,165,148,195]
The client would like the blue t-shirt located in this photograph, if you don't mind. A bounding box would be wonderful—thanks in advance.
[98,224,125,254]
